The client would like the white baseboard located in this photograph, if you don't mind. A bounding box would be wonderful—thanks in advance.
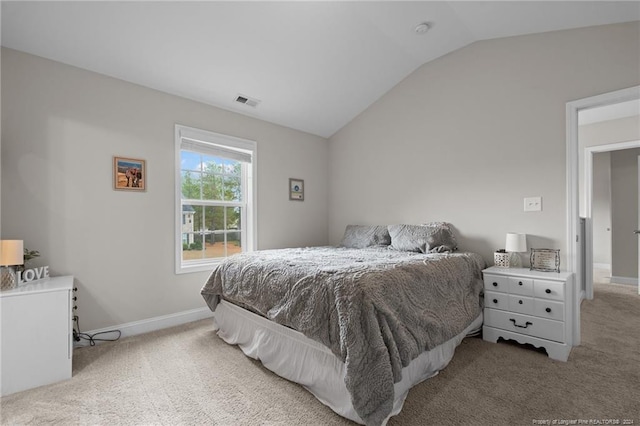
[593,263,611,270]
[610,276,639,286]
[74,307,214,348]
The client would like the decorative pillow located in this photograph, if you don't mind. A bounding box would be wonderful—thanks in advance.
[388,223,457,253]
[339,225,391,249]
[421,222,458,252]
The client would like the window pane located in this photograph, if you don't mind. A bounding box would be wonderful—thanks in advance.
[181,204,196,233]
[223,176,241,201]
[204,206,224,233]
[226,206,241,230]
[182,233,204,261]
[225,206,242,257]
[181,151,202,172]
[190,205,204,233]
[227,231,242,256]
[201,173,222,201]
[223,160,241,176]
[199,206,223,260]
[202,155,223,174]
[181,171,202,199]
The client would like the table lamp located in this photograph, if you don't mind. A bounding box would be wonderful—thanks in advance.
[1,240,24,290]
[505,233,527,268]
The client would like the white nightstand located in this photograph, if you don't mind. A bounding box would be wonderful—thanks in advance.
[482,267,575,361]
[0,276,74,396]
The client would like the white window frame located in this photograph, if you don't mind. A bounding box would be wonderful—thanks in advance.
[175,124,257,274]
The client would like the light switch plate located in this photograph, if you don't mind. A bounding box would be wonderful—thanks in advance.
[524,196,542,212]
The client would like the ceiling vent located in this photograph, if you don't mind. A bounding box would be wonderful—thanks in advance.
[235,94,261,108]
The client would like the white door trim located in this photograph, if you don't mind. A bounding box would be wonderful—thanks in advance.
[584,140,640,299]
[566,85,640,347]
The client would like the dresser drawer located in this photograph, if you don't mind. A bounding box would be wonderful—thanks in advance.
[508,277,534,296]
[534,280,565,301]
[533,299,564,321]
[485,291,509,310]
[484,275,508,293]
[508,295,534,315]
[484,309,565,343]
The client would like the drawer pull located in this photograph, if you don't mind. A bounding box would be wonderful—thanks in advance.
[545,289,551,294]
[493,299,498,304]
[493,282,498,287]
[518,281,523,286]
[509,318,533,329]
[518,300,523,305]
[545,307,551,313]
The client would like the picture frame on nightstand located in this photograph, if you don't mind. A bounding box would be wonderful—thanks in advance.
[530,249,560,273]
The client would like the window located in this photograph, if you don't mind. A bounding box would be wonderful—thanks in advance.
[175,125,256,274]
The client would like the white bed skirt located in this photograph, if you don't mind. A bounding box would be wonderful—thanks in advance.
[213,300,483,425]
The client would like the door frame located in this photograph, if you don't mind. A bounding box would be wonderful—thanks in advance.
[566,86,640,290]
[566,85,640,347]
[584,140,640,299]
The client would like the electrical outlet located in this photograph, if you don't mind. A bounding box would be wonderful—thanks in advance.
[524,196,542,212]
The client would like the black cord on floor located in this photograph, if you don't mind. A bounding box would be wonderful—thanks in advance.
[73,315,121,346]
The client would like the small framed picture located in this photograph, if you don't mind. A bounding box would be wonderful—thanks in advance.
[114,156,146,191]
[289,178,304,201]
[530,248,560,273]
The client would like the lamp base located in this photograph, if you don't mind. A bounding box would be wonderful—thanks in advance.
[508,253,522,268]
[1,266,17,291]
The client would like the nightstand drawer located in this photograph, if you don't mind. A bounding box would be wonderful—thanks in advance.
[484,275,508,293]
[484,309,564,343]
[485,291,509,310]
[508,277,534,296]
[508,295,534,315]
[534,280,565,301]
[533,299,564,321]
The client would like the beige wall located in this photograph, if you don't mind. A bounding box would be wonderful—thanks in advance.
[611,148,640,279]
[328,22,640,266]
[579,115,640,216]
[1,48,329,331]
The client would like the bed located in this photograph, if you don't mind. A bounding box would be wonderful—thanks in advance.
[201,223,485,425]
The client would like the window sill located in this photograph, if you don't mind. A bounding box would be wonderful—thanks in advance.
[175,261,222,275]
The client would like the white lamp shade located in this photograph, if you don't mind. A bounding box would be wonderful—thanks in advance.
[505,233,527,253]
[0,240,24,266]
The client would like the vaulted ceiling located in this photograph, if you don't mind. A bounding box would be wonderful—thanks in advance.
[2,1,639,137]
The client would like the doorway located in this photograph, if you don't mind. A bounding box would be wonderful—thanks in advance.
[583,141,640,299]
[566,85,640,347]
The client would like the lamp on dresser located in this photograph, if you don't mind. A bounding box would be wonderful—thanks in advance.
[505,233,527,268]
[0,240,24,291]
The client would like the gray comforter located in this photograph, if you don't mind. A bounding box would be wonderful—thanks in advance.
[201,246,484,425]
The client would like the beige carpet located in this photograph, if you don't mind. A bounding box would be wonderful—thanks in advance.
[1,282,638,425]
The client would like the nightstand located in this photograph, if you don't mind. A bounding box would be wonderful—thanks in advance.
[0,276,74,395]
[482,267,575,361]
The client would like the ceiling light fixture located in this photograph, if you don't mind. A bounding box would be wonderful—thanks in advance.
[414,22,431,35]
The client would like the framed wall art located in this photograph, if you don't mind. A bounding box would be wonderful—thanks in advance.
[114,156,146,191]
[289,178,304,201]
[530,248,560,273]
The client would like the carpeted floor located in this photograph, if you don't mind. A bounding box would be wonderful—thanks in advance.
[1,282,638,425]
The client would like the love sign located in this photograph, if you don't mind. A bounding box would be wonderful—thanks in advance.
[17,266,50,284]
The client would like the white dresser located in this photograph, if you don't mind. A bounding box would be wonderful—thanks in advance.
[482,267,575,361]
[0,275,74,396]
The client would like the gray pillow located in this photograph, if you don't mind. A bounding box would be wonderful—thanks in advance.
[339,225,391,249]
[421,222,458,252]
[388,223,457,253]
